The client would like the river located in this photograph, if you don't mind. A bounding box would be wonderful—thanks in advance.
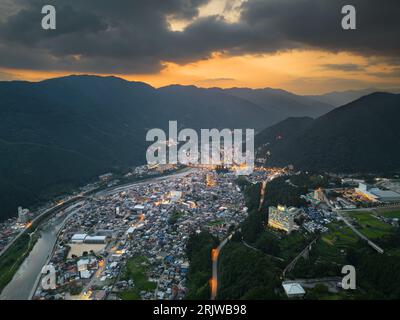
[0,203,81,300]
[0,168,195,300]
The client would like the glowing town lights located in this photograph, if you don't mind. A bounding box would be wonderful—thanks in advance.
[277,205,286,211]
[206,174,217,187]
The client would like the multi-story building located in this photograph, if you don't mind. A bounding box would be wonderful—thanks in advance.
[268,205,298,233]
[17,206,30,224]
[313,188,326,202]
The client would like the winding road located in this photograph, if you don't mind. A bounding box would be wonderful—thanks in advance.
[210,233,233,300]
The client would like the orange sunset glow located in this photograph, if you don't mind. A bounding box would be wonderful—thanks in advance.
[0,0,399,94]
[1,50,399,95]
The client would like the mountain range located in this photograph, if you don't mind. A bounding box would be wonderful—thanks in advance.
[0,75,398,220]
[0,75,337,220]
[256,92,400,173]
[308,88,400,107]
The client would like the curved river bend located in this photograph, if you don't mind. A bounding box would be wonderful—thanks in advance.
[0,204,80,300]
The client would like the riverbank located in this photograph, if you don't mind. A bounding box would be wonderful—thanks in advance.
[0,167,191,299]
[0,232,38,293]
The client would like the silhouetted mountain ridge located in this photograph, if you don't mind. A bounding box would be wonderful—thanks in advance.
[257,92,400,173]
[1,75,392,220]
[1,75,331,220]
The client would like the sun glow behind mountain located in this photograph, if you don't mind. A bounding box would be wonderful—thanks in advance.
[0,0,400,94]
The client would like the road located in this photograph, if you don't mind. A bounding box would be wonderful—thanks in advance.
[258,181,267,211]
[210,233,233,300]
[336,211,384,254]
[338,204,400,212]
[96,167,194,196]
[282,237,318,278]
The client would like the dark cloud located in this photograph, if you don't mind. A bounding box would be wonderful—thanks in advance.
[370,68,400,78]
[321,64,365,72]
[0,0,22,22]
[0,0,399,74]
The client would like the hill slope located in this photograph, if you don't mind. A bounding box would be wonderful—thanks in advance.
[257,93,400,173]
[223,87,335,120]
[308,88,382,107]
[0,75,279,219]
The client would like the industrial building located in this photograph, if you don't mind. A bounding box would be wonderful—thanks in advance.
[71,233,87,243]
[356,183,400,203]
[70,233,107,244]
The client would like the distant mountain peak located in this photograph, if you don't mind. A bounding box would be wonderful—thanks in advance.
[308,88,400,107]
[257,92,400,173]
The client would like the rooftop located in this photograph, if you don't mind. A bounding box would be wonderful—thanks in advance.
[282,283,306,296]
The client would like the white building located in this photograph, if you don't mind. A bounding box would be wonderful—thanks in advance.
[169,191,182,202]
[84,235,107,244]
[282,282,306,298]
[133,204,145,212]
[71,233,87,243]
[356,183,400,203]
[17,206,30,224]
[77,258,89,272]
[71,234,107,244]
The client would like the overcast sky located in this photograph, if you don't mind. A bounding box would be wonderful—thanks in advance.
[0,0,399,94]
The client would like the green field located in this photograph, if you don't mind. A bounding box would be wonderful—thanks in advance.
[316,221,358,264]
[376,210,400,219]
[118,289,141,300]
[346,211,394,239]
[323,222,359,246]
[278,231,311,261]
[315,211,396,264]
[118,256,157,300]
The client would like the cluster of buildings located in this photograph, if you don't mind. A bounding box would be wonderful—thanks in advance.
[0,207,32,253]
[269,190,336,235]
[308,180,400,210]
[288,177,400,235]
[267,202,332,235]
[355,182,400,203]
[0,217,22,253]
[336,178,400,207]
[32,168,258,300]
